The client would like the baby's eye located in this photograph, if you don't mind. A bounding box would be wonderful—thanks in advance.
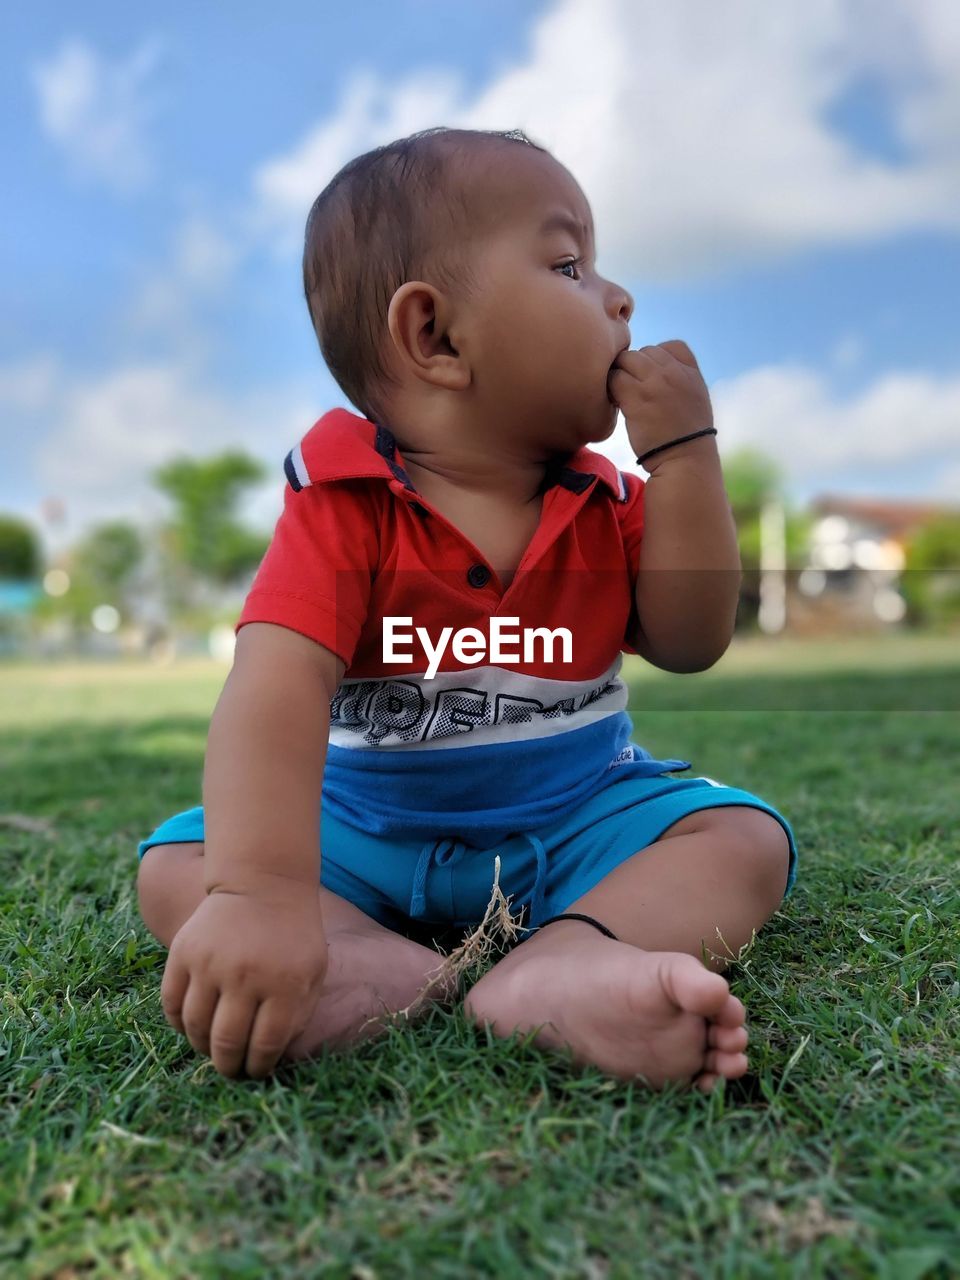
[556,257,584,280]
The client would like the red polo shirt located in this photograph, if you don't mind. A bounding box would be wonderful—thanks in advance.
[236,408,690,845]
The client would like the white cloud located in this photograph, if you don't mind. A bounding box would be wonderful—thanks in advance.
[707,362,960,496]
[830,333,866,370]
[122,213,242,335]
[25,361,318,542]
[0,355,61,412]
[247,0,960,281]
[247,66,465,255]
[173,217,239,289]
[29,36,166,194]
[895,0,960,166]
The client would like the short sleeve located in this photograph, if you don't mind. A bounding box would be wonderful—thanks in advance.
[235,480,379,668]
[616,470,646,656]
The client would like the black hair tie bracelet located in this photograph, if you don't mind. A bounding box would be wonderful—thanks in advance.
[535,912,620,940]
[636,426,717,468]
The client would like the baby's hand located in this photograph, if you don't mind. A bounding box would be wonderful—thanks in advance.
[608,340,714,469]
[160,884,329,1079]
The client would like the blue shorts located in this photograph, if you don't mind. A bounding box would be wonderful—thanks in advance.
[138,772,798,944]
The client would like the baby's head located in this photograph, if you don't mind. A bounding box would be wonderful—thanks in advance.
[303,126,633,455]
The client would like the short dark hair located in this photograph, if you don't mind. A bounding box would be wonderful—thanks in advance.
[302,126,548,425]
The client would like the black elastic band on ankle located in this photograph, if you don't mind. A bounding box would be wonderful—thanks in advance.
[535,912,620,941]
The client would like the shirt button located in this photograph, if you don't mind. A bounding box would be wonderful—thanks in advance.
[466,563,490,588]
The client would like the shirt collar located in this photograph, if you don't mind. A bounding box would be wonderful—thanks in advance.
[285,407,628,502]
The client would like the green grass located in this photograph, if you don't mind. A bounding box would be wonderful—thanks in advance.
[1,637,959,1277]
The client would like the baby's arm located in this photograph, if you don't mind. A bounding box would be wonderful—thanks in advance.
[160,622,345,1079]
[611,340,741,671]
[202,622,343,896]
[630,428,740,672]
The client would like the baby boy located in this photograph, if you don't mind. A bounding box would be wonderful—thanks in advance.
[136,127,798,1091]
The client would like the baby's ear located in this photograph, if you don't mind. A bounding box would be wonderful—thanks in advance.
[387,282,467,391]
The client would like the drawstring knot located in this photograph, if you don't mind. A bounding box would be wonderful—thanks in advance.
[408,831,548,929]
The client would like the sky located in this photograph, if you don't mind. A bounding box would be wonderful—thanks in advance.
[3,0,960,552]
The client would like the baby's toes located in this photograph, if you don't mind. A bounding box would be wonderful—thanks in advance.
[715,992,748,1029]
[708,1022,749,1054]
[703,1048,749,1079]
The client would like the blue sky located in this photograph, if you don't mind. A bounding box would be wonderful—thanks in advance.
[3,0,959,548]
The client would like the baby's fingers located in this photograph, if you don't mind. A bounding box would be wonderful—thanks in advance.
[657,339,700,368]
[160,952,189,1035]
[245,997,301,1079]
[208,992,259,1079]
[181,978,220,1059]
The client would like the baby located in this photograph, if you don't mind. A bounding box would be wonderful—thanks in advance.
[136,126,797,1091]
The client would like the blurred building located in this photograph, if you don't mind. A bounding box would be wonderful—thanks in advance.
[791,495,959,632]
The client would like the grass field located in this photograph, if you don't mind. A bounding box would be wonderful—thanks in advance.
[1,635,958,1277]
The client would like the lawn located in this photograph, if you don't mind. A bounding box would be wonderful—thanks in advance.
[1,635,958,1277]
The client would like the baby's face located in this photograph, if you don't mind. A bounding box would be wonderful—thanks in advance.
[463,148,634,452]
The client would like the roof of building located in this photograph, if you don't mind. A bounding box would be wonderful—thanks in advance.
[810,495,960,540]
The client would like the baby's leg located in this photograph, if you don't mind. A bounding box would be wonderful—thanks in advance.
[137,843,457,1060]
[463,806,791,1093]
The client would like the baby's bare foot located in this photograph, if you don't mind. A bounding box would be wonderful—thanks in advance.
[283,927,456,1061]
[463,926,749,1092]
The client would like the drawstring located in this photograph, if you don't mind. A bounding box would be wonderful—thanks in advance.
[522,832,548,929]
[409,837,467,919]
[408,831,549,929]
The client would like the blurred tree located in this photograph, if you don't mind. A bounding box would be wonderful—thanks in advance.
[722,447,810,568]
[723,447,782,515]
[0,514,40,579]
[31,520,145,630]
[32,566,98,630]
[720,447,812,630]
[151,452,270,584]
[901,514,960,627]
[78,521,143,597]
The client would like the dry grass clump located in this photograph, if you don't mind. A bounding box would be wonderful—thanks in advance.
[359,856,525,1034]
